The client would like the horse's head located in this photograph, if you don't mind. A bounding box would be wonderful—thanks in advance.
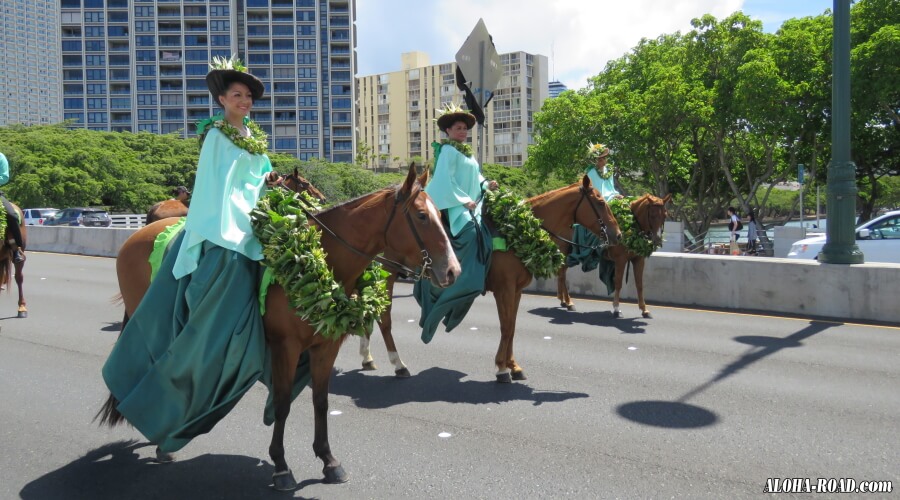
[577,175,621,246]
[385,164,459,288]
[284,168,326,204]
[633,193,670,246]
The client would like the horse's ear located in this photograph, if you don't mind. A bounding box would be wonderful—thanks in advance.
[401,163,417,194]
[415,163,430,187]
[662,193,672,204]
[293,167,300,177]
[582,174,592,189]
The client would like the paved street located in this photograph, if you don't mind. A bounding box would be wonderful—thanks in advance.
[1,252,897,499]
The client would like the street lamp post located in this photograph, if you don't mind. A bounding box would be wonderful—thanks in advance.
[818,0,864,264]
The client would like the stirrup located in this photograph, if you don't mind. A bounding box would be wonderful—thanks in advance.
[13,250,25,263]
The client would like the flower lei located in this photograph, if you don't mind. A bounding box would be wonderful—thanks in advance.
[250,187,391,339]
[197,115,268,155]
[596,164,614,180]
[483,189,564,279]
[608,196,660,258]
[441,139,473,158]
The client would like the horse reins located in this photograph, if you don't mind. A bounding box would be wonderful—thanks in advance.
[542,186,612,250]
[282,184,431,281]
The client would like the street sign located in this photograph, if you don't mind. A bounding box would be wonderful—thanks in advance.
[798,164,805,184]
[455,19,503,111]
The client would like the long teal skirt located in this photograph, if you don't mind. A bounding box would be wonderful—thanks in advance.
[103,232,273,453]
[414,219,492,344]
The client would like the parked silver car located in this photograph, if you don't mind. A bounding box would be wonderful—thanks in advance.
[787,210,900,263]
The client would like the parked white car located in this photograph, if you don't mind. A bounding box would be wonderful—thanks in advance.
[23,208,59,226]
[787,210,900,263]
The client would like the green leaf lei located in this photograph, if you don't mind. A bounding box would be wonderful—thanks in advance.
[441,139,473,158]
[198,115,268,155]
[0,210,7,241]
[250,187,391,339]
[608,196,660,258]
[483,189,565,279]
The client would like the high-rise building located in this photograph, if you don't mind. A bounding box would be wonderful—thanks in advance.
[548,80,567,98]
[1,0,62,126]
[357,51,548,170]
[57,0,356,162]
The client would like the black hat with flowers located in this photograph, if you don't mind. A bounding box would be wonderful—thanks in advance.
[206,54,265,105]
[436,102,477,131]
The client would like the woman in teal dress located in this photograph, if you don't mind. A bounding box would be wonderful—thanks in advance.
[102,55,282,454]
[414,104,498,343]
[585,142,623,200]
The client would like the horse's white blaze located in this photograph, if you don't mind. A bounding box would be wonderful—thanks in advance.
[388,351,407,370]
[359,336,374,364]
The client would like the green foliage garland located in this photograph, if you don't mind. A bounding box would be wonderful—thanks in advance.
[250,187,391,339]
[0,211,7,241]
[608,196,660,258]
[483,189,564,279]
[441,139,473,158]
[198,115,268,155]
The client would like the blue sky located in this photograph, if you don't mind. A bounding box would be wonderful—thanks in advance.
[356,0,834,91]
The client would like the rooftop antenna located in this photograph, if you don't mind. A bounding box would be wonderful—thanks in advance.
[551,41,556,81]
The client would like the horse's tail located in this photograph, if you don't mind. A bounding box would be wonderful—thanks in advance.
[0,253,9,292]
[94,311,129,428]
[95,393,127,427]
[109,292,124,307]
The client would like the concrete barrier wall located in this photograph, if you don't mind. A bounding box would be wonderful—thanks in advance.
[526,252,900,324]
[27,226,899,325]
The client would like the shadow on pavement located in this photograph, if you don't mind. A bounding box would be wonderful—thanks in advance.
[616,401,718,428]
[527,306,648,334]
[20,440,317,500]
[330,366,588,409]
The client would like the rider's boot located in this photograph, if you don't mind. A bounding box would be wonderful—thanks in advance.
[10,243,25,263]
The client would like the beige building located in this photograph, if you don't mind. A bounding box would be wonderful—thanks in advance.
[356,51,548,170]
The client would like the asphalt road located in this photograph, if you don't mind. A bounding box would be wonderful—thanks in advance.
[1,252,897,499]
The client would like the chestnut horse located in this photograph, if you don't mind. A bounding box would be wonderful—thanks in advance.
[0,203,28,318]
[359,175,622,383]
[99,165,460,490]
[145,168,326,224]
[557,193,670,318]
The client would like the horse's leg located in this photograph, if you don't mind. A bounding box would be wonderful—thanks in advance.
[309,340,349,484]
[367,274,409,377]
[493,286,524,383]
[633,257,651,318]
[556,266,575,311]
[612,256,626,318]
[267,336,303,491]
[14,260,26,318]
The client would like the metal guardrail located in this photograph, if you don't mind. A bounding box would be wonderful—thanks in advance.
[110,214,146,228]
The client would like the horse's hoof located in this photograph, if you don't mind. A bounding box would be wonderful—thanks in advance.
[511,370,527,381]
[323,464,349,484]
[361,361,377,371]
[155,447,175,464]
[496,372,512,384]
[17,311,27,319]
[566,304,576,311]
[612,310,623,319]
[394,367,411,378]
[642,311,652,319]
[272,469,298,491]
[559,301,567,308]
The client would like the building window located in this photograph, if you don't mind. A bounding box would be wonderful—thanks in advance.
[210,35,230,46]
[137,94,157,105]
[274,138,297,150]
[210,20,230,32]
[272,53,292,64]
[64,112,85,123]
[137,80,157,91]
[84,11,104,23]
[138,109,158,120]
[86,84,107,94]
[86,69,106,80]
[64,98,84,110]
[139,124,159,133]
[136,50,156,62]
[85,55,105,66]
[87,98,107,109]
[136,65,156,77]
[87,112,108,123]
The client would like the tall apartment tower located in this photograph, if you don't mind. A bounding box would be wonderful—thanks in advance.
[548,80,568,98]
[1,0,62,126]
[357,51,549,170]
[58,0,356,162]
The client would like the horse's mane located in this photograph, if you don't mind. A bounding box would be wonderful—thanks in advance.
[526,182,579,204]
[320,181,423,215]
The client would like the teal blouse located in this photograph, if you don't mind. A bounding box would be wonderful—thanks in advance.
[425,144,485,237]
[0,152,9,186]
[172,127,272,279]
[586,164,620,200]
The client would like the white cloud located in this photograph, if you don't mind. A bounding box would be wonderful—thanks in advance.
[357,0,745,90]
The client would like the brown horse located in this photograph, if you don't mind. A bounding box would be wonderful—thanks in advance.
[99,165,460,490]
[0,203,28,318]
[557,193,670,318]
[359,175,622,382]
[145,168,326,224]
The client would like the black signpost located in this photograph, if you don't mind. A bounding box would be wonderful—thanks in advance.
[454,18,503,165]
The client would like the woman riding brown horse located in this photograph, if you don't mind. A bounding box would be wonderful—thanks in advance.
[145,169,326,224]
[99,165,459,490]
[360,175,621,382]
[557,193,670,318]
[0,203,27,318]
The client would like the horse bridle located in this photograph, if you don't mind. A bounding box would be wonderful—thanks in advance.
[280,172,324,203]
[288,186,431,281]
[542,186,613,250]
